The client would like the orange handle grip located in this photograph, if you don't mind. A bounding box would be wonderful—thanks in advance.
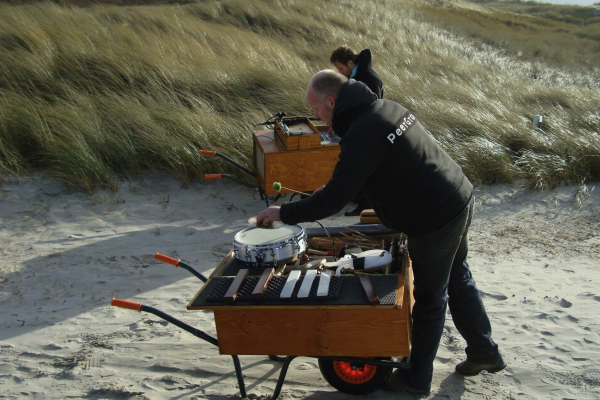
[200,150,216,156]
[154,253,180,267]
[111,298,142,312]
[204,174,222,180]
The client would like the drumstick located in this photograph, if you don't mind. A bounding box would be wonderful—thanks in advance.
[272,182,311,197]
[343,226,374,241]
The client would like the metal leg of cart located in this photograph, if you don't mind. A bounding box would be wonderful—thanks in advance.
[272,356,297,400]
[231,355,247,399]
[259,186,270,207]
[229,355,296,400]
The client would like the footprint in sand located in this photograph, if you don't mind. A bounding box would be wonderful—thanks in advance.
[43,343,63,351]
[0,345,17,358]
[295,362,318,370]
[480,291,508,301]
[560,298,573,308]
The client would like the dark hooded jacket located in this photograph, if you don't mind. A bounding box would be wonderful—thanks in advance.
[280,80,473,236]
[353,49,384,99]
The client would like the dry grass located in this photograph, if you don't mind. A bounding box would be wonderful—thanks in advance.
[0,0,599,191]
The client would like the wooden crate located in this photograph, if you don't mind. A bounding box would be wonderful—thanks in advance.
[253,128,340,195]
[274,119,322,150]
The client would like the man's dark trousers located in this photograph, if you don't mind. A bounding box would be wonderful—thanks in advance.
[407,196,500,389]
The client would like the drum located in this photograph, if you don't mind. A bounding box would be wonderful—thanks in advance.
[233,224,307,266]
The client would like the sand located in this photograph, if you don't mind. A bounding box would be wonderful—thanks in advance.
[1,174,599,399]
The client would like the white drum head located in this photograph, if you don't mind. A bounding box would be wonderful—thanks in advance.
[235,224,303,245]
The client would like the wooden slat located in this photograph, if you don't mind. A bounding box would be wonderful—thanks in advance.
[405,256,414,344]
[251,268,275,299]
[359,209,381,224]
[213,308,410,356]
[395,269,405,309]
[210,250,235,278]
[406,255,414,313]
[359,209,377,217]
[360,216,382,224]
[359,276,380,306]
[224,269,249,303]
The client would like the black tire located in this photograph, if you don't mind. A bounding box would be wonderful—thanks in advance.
[318,357,392,395]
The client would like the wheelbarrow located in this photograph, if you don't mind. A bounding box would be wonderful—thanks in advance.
[111,233,412,399]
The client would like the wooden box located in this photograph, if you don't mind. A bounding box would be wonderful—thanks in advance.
[253,128,340,195]
[274,118,322,150]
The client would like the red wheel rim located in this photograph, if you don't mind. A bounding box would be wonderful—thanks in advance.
[333,360,377,384]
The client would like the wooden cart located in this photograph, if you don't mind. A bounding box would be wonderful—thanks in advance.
[189,250,413,358]
[112,227,413,399]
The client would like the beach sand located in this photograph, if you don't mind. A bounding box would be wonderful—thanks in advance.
[1,175,599,399]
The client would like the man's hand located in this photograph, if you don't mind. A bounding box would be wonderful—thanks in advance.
[257,206,281,226]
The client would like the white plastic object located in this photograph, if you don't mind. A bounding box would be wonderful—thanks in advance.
[317,270,332,296]
[280,270,301,298]
[297,270,317,298]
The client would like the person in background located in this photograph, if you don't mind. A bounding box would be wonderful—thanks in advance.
[257,70,505,395]
[330,45,384,216]
[330,45,384,99]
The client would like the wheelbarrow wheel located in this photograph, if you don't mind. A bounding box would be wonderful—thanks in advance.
[318,357,392,395]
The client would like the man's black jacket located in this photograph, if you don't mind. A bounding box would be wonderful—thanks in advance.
[354,49,384,99]
[280,81,473,236]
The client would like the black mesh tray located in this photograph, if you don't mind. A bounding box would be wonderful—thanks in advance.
[190,275,398,307]
[205,275,342,302]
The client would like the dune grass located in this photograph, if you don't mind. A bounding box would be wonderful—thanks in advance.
[0,0,599,192]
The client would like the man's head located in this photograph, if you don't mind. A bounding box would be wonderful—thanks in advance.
[306,70,346,127]
[330,45,358,78]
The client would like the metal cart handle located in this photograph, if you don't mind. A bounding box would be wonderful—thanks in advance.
[154,253,208,282]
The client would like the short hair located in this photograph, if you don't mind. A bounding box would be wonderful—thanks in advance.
[330,45,358,65]
[308,70,347,100]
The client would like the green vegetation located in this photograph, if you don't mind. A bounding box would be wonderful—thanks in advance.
[0,0,599,191]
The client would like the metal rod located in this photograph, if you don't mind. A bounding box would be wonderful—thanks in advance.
[259,186,270,207]
[231,355,247,399]
[177,262,208,283]
[272,356,297,400]
[220,174,259,190]
[139,305,218,347]
[215,153,255,177]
